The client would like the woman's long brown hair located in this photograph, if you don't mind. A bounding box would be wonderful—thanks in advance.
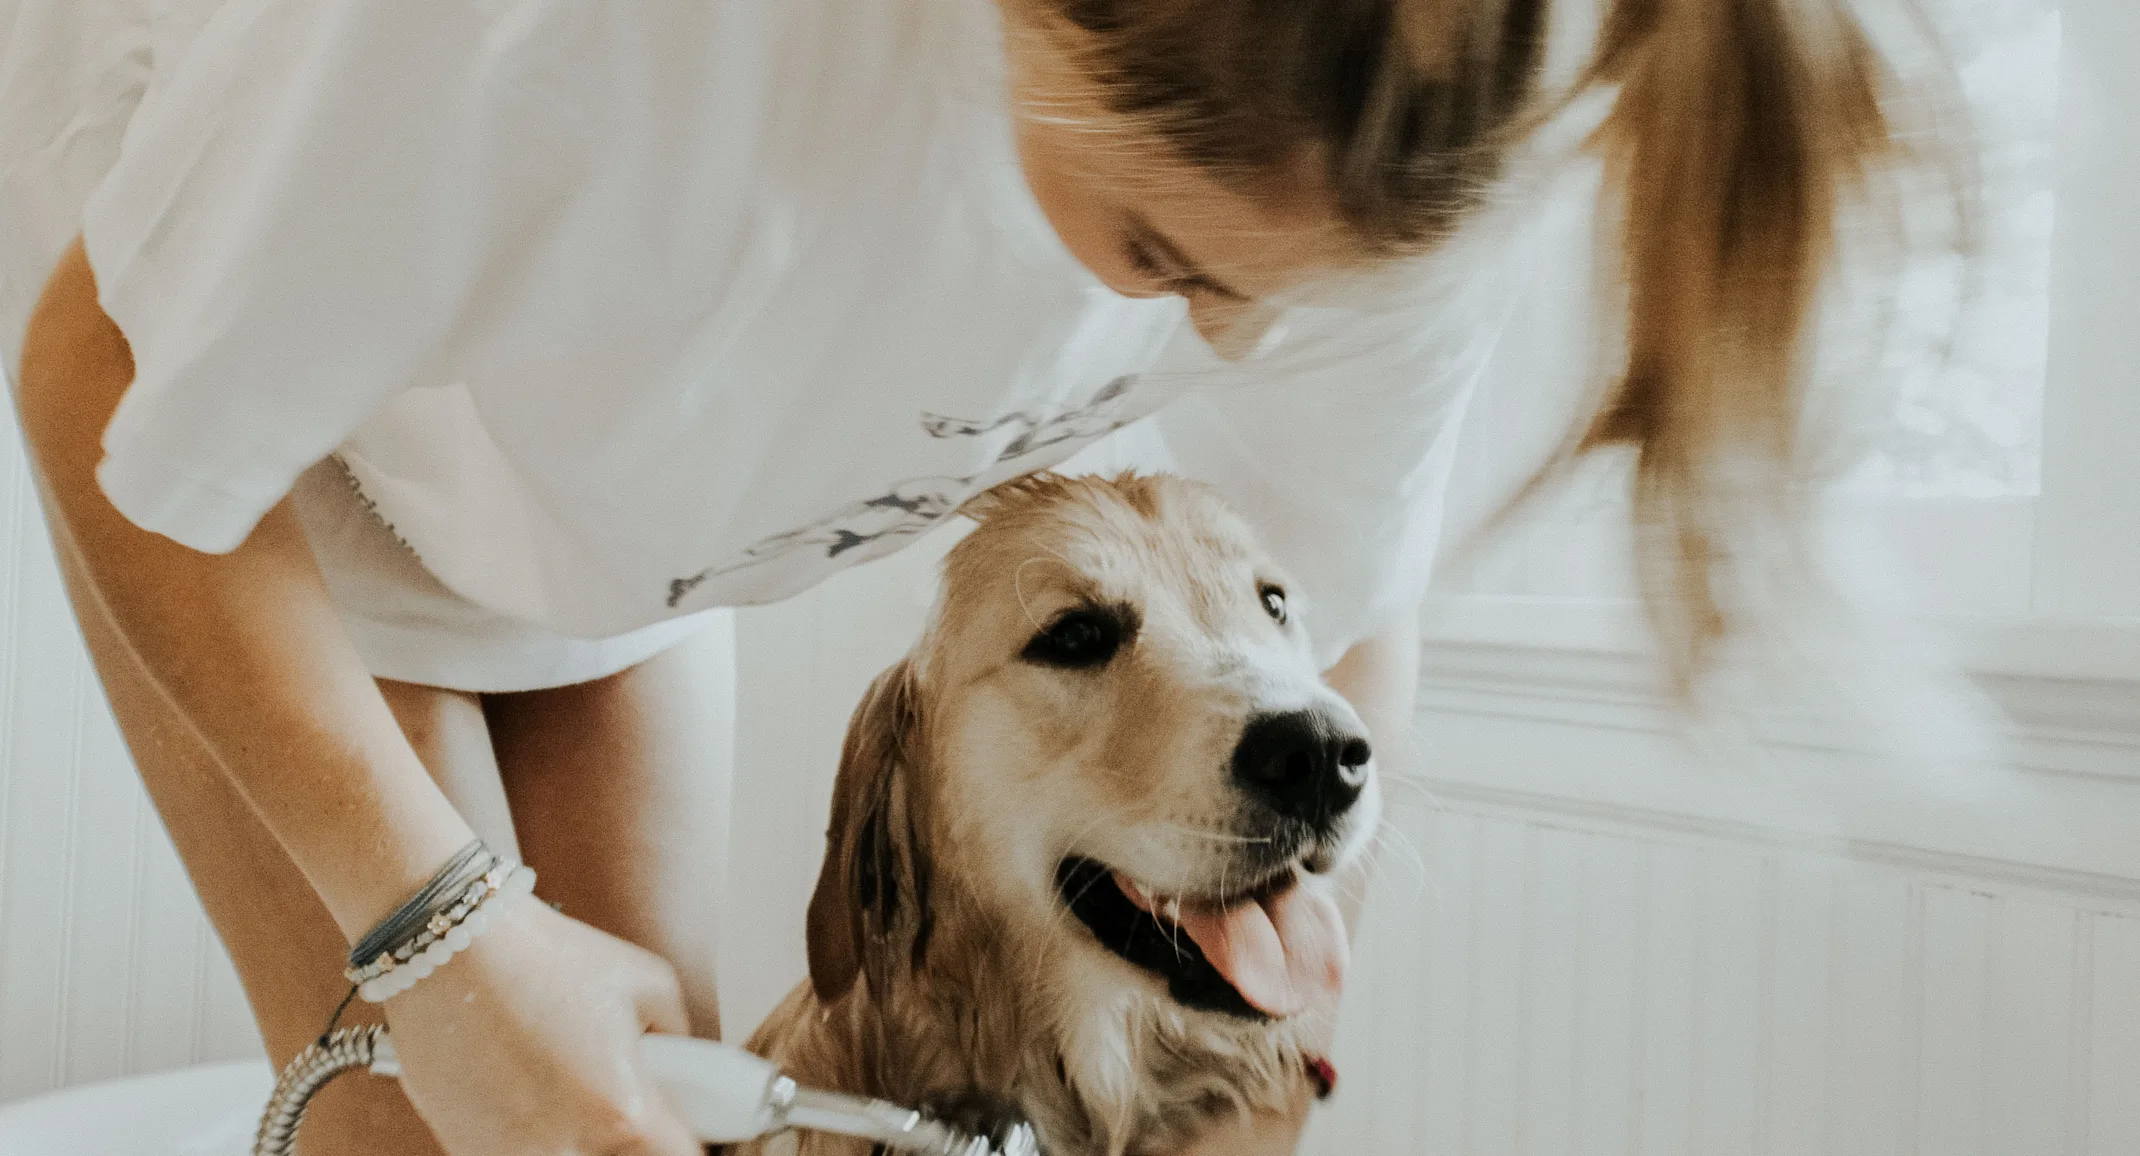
[1046,0,1897,689]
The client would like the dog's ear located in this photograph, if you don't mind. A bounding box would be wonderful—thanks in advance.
[806,657,932,1004]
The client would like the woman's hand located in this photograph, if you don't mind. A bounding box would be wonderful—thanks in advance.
[383,899,702,1156]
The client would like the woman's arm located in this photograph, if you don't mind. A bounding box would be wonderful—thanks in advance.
[1322,607,1423,812]
[16,239,702,1156]
[1181,607,1422,1156]
[14,239,475,937]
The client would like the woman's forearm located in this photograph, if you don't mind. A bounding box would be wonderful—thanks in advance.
[1324,605,1420,935]
[1324,606,1421,782]
[15,240,474,940]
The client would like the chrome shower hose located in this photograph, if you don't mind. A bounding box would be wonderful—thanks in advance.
[250,1025,1034,1156]
[251,1024,389,1156]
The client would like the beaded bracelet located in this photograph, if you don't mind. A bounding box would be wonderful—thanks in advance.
[346,841,495,976]
[346,858,504,986]
[347,861,537,1003]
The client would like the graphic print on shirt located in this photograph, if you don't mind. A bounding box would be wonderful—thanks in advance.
[919,374,1138,461]
[664,376,1141,608]
[665,476,970,606]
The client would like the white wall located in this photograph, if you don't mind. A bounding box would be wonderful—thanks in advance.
[1312,787,2140,1156]
[720,529,952,1038]
[0,406,260,1100]
[1298,618,2140,1156]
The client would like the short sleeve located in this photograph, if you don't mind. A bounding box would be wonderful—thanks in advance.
[1150,300,1507,668]
[82,0,519,553]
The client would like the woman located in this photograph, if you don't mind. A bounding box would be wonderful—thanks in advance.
[4,0,1888,1152]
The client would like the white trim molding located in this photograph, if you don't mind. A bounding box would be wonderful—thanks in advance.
[1420,777,2140,910]
[1414,594,2140,884]
[1419,595,2140,777]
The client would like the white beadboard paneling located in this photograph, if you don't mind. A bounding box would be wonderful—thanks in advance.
[0,418,22,973]
[1305,777,2140,1156]
[1418,807,1477,1156]
[1465,817,1530,1155]
[1571,833,1640,1156]
[1916,887,1994,1156]
[1692,848,1764,1156]
[122,805,223,1075]
[49,680,145,1088]
[1634,841,1700,1156]
[1828,876,1912,1156]
[2069,912,2098,1156]
[2087,914,2140,1156]
[1360,817,1434,1156]
[1985,898,2080,1155]
[1514,825,1581,1156]
[0,590,95,1097]
[1765,854,1840,1156]
[0,407,260,1105]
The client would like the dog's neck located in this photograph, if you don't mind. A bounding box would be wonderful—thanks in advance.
[764,873,1311,1156]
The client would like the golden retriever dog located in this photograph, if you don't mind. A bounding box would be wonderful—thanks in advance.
[742,473,1378,1156]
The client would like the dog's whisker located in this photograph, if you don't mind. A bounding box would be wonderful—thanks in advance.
[1160,860,1200,958]
[1378,770,1439,797]
[1029,865,1109,985]
[1213,855,1236,945]
[1025,810,1125,989]
[1368,822,1430,893]
[1064,870,1113,910]
[1138,821,1270,847]
[1379,773,1450,818]
[1377,764,1438,791]
[1381,817,1429,868]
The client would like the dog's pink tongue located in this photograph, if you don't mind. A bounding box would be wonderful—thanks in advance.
[1174,876,1349,1019]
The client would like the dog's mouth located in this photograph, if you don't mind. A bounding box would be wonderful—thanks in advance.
[1054,857,1348,1021]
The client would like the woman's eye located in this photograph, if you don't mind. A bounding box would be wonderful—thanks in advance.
[1123,234,1168,279]
[1260,585,1289,625]
[1123,235,1196,294]
[1022,609,1124,669]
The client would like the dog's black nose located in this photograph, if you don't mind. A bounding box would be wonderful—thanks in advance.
[1230,710,1371,825]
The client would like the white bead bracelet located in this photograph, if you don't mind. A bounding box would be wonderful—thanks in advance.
[354,863,536,1003]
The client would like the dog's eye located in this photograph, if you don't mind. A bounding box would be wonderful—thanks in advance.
[1260,585,1289,625]
[1022,609,1123,668]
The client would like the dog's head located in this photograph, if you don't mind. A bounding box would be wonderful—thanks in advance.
[806,473,1377,1029]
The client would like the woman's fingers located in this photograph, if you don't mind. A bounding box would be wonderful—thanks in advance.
[380,902,712,1156]
[597,1100,703,1156]
[620,947,700,1153]
[629,947,691,1037]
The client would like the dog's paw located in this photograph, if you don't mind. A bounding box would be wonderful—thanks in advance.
[921,1090,1041,1155]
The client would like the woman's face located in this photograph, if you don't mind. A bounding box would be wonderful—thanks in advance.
[1004,18,1351,359]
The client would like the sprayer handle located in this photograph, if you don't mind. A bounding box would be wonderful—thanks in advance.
[375,1032,1018,1153]
[639,1034,790,1143]
[370,1033,784,1144]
